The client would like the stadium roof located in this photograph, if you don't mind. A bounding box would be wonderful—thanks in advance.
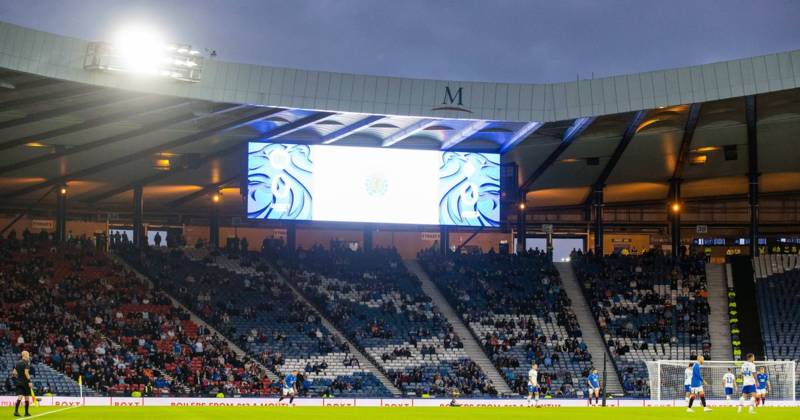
[0,21,799,218]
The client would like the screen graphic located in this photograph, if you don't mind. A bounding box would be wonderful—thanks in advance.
[247,143,500,227]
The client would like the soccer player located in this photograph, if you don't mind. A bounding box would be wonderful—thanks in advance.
[687,355,711,413]
[722,368,736,400]
[738,353,758,414]
[12,351,33,417]
[278,370,298,404]
[587,368,600,406]
[527,363,540,407]
[755,366,770,407]
[684,362,694,402]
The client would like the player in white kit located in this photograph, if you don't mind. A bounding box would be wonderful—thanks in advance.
[722,368,736,400]
[527,363,540,407]
[684,362,694,402]
[738,353,758,414]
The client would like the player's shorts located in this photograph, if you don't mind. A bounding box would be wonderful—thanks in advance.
[15,382,31,397]
[527,385,539,393]
[741,385,756,394]
[724,387,734,396]
[589,386,600,394]
[684,385,691,393]
[690,386,704,394]
[281,387,296,397]
[756,388,767,396]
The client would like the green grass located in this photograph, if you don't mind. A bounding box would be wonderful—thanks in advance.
[18,406,800,420]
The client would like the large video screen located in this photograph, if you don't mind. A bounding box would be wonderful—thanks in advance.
[247,143,500,226]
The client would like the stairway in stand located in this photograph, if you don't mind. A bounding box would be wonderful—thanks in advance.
[404,260,513,395]
[269,264,403,396]
[706,263,734,360]
[555,262,624,395]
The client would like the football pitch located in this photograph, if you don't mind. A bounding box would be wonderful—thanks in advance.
[15,406,800,420]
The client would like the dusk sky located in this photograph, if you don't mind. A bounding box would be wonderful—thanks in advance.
[0,0,798,83]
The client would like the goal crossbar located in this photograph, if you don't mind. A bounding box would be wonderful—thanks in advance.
[646,360,796,401]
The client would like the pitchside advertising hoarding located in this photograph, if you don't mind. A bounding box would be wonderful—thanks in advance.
[246,143,501,227]
[1,397,799,408]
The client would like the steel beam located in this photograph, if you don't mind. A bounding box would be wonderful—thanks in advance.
[592,111,648,192]
[78,111,333,203]
[0,104,239,175]
[167,175,240,207]
[1,107,282,200]
[670,103,703,193]
[382,119,437,147]
[499,121,544,153]
[252,112,337,141]
[0,85,102,109]
[440,120,489,150]
[321,115,385,144]
[0,92,144,131]
[519,117,595,192]
[0,97,192,152]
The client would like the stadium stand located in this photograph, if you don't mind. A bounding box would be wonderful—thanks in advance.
[120,245,391,397]
[0,232,269,397]
[418,249,591,398]
[570,250,711,397]
[267,244,498,397]
[752,254,800,394]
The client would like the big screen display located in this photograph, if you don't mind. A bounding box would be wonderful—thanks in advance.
[247,143,500,226]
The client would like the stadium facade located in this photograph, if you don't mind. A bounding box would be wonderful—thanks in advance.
[0,19,799,257]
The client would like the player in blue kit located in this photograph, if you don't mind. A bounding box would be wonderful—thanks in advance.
[587,368,600,406]
[686,355,711,413]
[278,370,299,404]
[755,366,770,407]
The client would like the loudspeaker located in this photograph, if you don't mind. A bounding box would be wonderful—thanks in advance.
[724,145,738,161]
[500,163,519,204]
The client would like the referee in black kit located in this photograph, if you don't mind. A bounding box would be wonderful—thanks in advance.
[11,350,33,417]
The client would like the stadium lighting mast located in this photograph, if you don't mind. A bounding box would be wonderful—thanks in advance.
[84,25,204,82]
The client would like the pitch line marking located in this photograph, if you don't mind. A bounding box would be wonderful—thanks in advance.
[25,406,79,419]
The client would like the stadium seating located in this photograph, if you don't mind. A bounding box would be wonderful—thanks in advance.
[1,345,96,397]
[571,250,711,397]
[0,234,269,397]
[753,254,800,394]
[419,249,590,398]
[267,245,497,397]
[122,246,391,397]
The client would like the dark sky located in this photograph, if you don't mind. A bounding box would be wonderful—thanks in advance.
[1,0,798,83]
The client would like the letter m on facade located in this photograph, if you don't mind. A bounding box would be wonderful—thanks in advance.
[442,86,464,106]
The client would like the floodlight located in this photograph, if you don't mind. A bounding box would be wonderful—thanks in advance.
[84,24,204,82]
[112,26,166,75]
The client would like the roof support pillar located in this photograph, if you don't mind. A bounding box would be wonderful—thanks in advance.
[132,185,144,249]
[286,225,296,252]
[593,188,604,255]
[363,226,373,251]
[516,208,526,254]
[209,196,220,250]
[670,179,682,258]
[440,226,450,254]
[56,186,67,243]
[746,95,760,257]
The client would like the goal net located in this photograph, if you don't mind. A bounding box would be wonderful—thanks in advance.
[646,360,796,401]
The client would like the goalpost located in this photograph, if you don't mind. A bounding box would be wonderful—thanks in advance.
[646,360,797,401]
